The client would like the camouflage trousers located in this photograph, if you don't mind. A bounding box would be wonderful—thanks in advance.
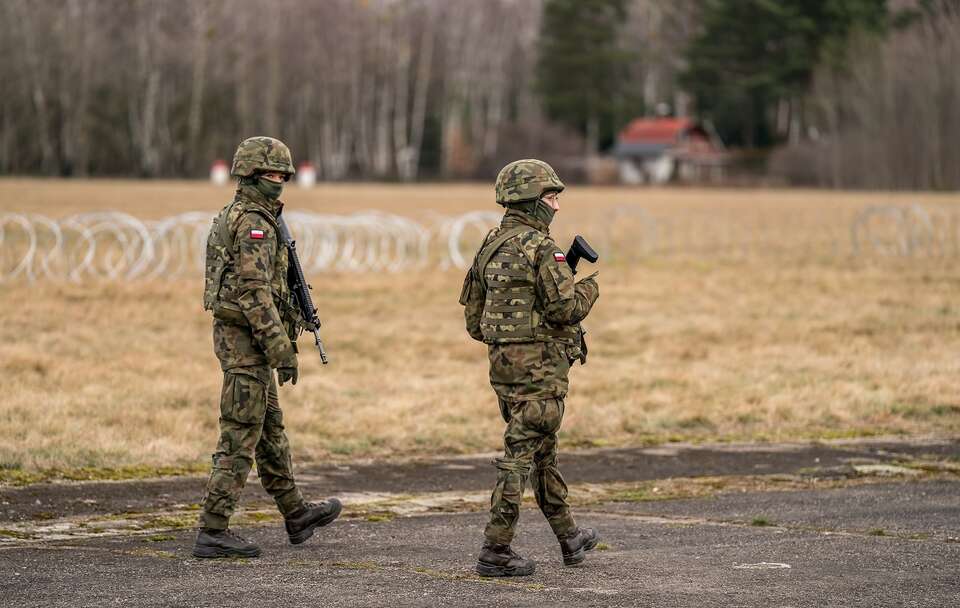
[484,397,577,545]
[199,365,304,530]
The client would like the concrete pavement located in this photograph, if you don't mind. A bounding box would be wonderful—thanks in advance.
[1,438,957,607]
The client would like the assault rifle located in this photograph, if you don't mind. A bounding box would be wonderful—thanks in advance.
[277,213,329,364]
[564,235,598,365]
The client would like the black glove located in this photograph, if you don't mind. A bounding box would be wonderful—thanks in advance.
[278,366,298,386]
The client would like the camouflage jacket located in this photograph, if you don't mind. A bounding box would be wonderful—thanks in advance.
[205,185,298,371]
[459,209,599,401]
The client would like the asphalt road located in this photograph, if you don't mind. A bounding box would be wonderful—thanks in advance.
[1,439,957,607]
[3,438,954,521]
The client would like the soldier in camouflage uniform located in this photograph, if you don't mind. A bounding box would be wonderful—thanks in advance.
[193,136,341,559]
[459,159,601,577]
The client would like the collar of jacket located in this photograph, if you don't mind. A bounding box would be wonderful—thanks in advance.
[501,207,550,234]
[236,183,283,216]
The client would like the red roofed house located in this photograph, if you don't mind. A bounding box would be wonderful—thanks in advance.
[613,117,726,184]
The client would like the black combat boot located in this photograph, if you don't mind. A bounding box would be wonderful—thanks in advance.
[284,498,343,545]
[192,528,261,559]
[475,542,536,577]
[558,527,600,566]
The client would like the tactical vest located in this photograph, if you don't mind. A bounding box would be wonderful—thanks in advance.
[203,199,293,327]
[476,227,581,346]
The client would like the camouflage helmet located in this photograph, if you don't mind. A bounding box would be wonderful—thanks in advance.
[230,136,296,178]
[494,158,565,205]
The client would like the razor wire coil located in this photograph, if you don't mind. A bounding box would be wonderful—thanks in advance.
[0,204,955,283]
[0,210,500,282]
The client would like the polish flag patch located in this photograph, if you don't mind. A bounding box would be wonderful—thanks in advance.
[553,252,566,262]
[250,229,265,239]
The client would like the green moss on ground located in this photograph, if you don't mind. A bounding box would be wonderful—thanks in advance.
[0,463,208,486]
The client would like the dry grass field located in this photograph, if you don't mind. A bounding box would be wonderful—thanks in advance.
[1,178,959,474]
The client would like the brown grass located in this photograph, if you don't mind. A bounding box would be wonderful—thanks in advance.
[1,179,959,471]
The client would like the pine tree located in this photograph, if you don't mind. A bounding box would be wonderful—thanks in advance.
[536,0,637,154]
[681,0,888,148]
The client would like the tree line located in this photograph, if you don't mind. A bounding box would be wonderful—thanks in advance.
[0,0,555,180]
[1,0,957,189]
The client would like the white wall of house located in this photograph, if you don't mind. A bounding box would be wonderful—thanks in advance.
[618,155,675,184]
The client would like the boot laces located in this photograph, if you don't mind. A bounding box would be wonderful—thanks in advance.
[224,529,250,544]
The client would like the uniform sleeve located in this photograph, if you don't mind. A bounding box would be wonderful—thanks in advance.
[459,266,485,342]
[234,212,296,368]
[535,240,599,325]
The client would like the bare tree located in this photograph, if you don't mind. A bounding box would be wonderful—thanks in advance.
[0,0,578,180]
[797,6,960,190]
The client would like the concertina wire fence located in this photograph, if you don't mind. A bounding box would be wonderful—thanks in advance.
[0,204,954,282]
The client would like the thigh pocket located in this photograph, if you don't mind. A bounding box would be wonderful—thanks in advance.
[221,369,268,424]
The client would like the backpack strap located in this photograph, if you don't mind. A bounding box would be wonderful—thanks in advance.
[474,226,530,290]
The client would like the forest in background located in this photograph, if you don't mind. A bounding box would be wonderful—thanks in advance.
[0,0,957,189]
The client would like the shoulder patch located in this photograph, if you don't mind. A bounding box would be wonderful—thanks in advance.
[250,229,265,239]
[553,252,566,262]
[234,201,279,230]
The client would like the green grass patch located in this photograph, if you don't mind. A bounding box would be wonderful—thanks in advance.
[868,528,886,536]
[145,534,176,542]
[241,511,280,523]
[813,427,897,441]
[364,513,394,523]
[605,481,703,503]
[0,528,34,539]
[138,514,197,530]
[609,488,659,502]
[0,463,208,486]
[751,516,773,527]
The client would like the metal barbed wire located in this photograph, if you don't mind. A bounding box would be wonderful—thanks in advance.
[0,210,504,282]
[0,204,954,282]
